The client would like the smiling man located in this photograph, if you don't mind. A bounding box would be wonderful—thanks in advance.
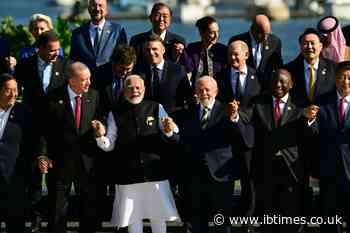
[232,69,315,233]
[285,28,336,107]
[307,61,350,233]
[69,0,127,86]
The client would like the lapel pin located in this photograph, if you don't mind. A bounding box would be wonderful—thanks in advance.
[321,69,326,75]
[58,100,63,104]
[146,116,155,126]
[251,75,255,80]
[287,106,291,111]
[55,72,59,76]
[265,45,269,50]
[9,114,14,119]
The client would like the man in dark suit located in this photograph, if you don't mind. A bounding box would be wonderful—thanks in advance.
[186,16,227,83]
[342,24,350,46]
[0,37,16,75]
[69,0,127,87]
[14,30,67,232]
[174,76,243,233]
[228,14,283,91]
[217,40,260,223]
[38,62,101,233]
[130,2,186,71]
[0,74,34,233]
[137,35,192,113]
[285,28,336,107]
[97,45,137,116]
[308,61,350,233]
[233,69,315,233]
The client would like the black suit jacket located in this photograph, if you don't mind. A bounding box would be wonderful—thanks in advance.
[239,94,311,186]
[228,32,283,91]
[137,61,193,113]
[15,55,67,154]
[0,103,34,183]
[284,55,336,107]
[130,30,186,70]
[217,66,261,107]
[174,100,243,181]
[43,86,100,178]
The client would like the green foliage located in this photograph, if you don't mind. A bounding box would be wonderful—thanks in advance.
[0,16,33,57]
[0,16,86,58]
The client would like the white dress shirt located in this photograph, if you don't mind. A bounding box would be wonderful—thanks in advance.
[89,19,105,47]
[96,103,178,151]
[0,106,13,139]
[231,65,248,95]
[152,30,167,41]
[272,93,289,115]
[67,85,82,117]
[337,91,350,120]
[249,31,262,67]
[37,56,52,93]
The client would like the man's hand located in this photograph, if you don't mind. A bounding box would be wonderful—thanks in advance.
[303,105,319,121]
[38,156,53,174]
[5,56,16,70]
[91,120,106,137]
[171,42,185,60]
[227,100,240,120]
[161,116,177,134]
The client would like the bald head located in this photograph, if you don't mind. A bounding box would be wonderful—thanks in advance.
[228,40,249,70]
[251,14,271,43]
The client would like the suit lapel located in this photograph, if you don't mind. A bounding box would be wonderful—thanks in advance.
[82,23,95,56]
[314,58,329,98]
[48,58,63,91]
[63,87,77,133]
[279,97,294,127]
[258,96,274,131]
[97,21,112,56]
[80,91,93,134]
[205,101,221,130]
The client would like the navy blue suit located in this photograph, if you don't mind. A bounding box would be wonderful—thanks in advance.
[174,100,243,233]
[313,91,350,233]
[0,103,34,233]
[69,21,127,87]
[228,32,283,92]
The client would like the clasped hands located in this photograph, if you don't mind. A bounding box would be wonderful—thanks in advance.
[227,100,240,121]
[303,105,319,122]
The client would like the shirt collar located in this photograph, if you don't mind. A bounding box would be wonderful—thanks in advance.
[67,85,82,100]
[90,19,105,31]
[0,105,13,113]
[231,65,248,75]
[37,56,48,67]
[337,91,350,103]
[200,99,216,112]
[152,59,165,71]
[304,58,319,70]
[151,29,167,41]
[273,93,289,104]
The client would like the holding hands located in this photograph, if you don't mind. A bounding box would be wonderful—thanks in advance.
[303,105,319,122]
[161,116,177,134]
[91,120,106,137]
[227,100,240,121]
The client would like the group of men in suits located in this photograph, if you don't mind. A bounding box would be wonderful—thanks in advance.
[3,0,350,232]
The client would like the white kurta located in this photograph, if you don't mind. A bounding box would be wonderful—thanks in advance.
[111,180,181,227]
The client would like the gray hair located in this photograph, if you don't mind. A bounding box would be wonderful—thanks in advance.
[65,61,91,80]
[195,75,218,90]
[123,74,145,89]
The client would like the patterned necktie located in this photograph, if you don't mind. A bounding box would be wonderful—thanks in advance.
[339,96,346,128]
[75,95,81,129]
[309,64,315,101]
[254,43,261,68]
[201,107,210,130]
[152,66,160,99]
[274,98,281,126]
[94,27,100,54]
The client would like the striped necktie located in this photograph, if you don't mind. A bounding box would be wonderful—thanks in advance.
[201,106,210,130]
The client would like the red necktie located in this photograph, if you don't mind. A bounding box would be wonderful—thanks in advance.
[339,97,346,127]
[75,96,81,129]
[274,98,281,126]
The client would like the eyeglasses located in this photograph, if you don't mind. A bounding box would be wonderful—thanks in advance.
[336,76,350,81]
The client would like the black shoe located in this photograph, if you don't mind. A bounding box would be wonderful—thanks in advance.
[30,215,42,233]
